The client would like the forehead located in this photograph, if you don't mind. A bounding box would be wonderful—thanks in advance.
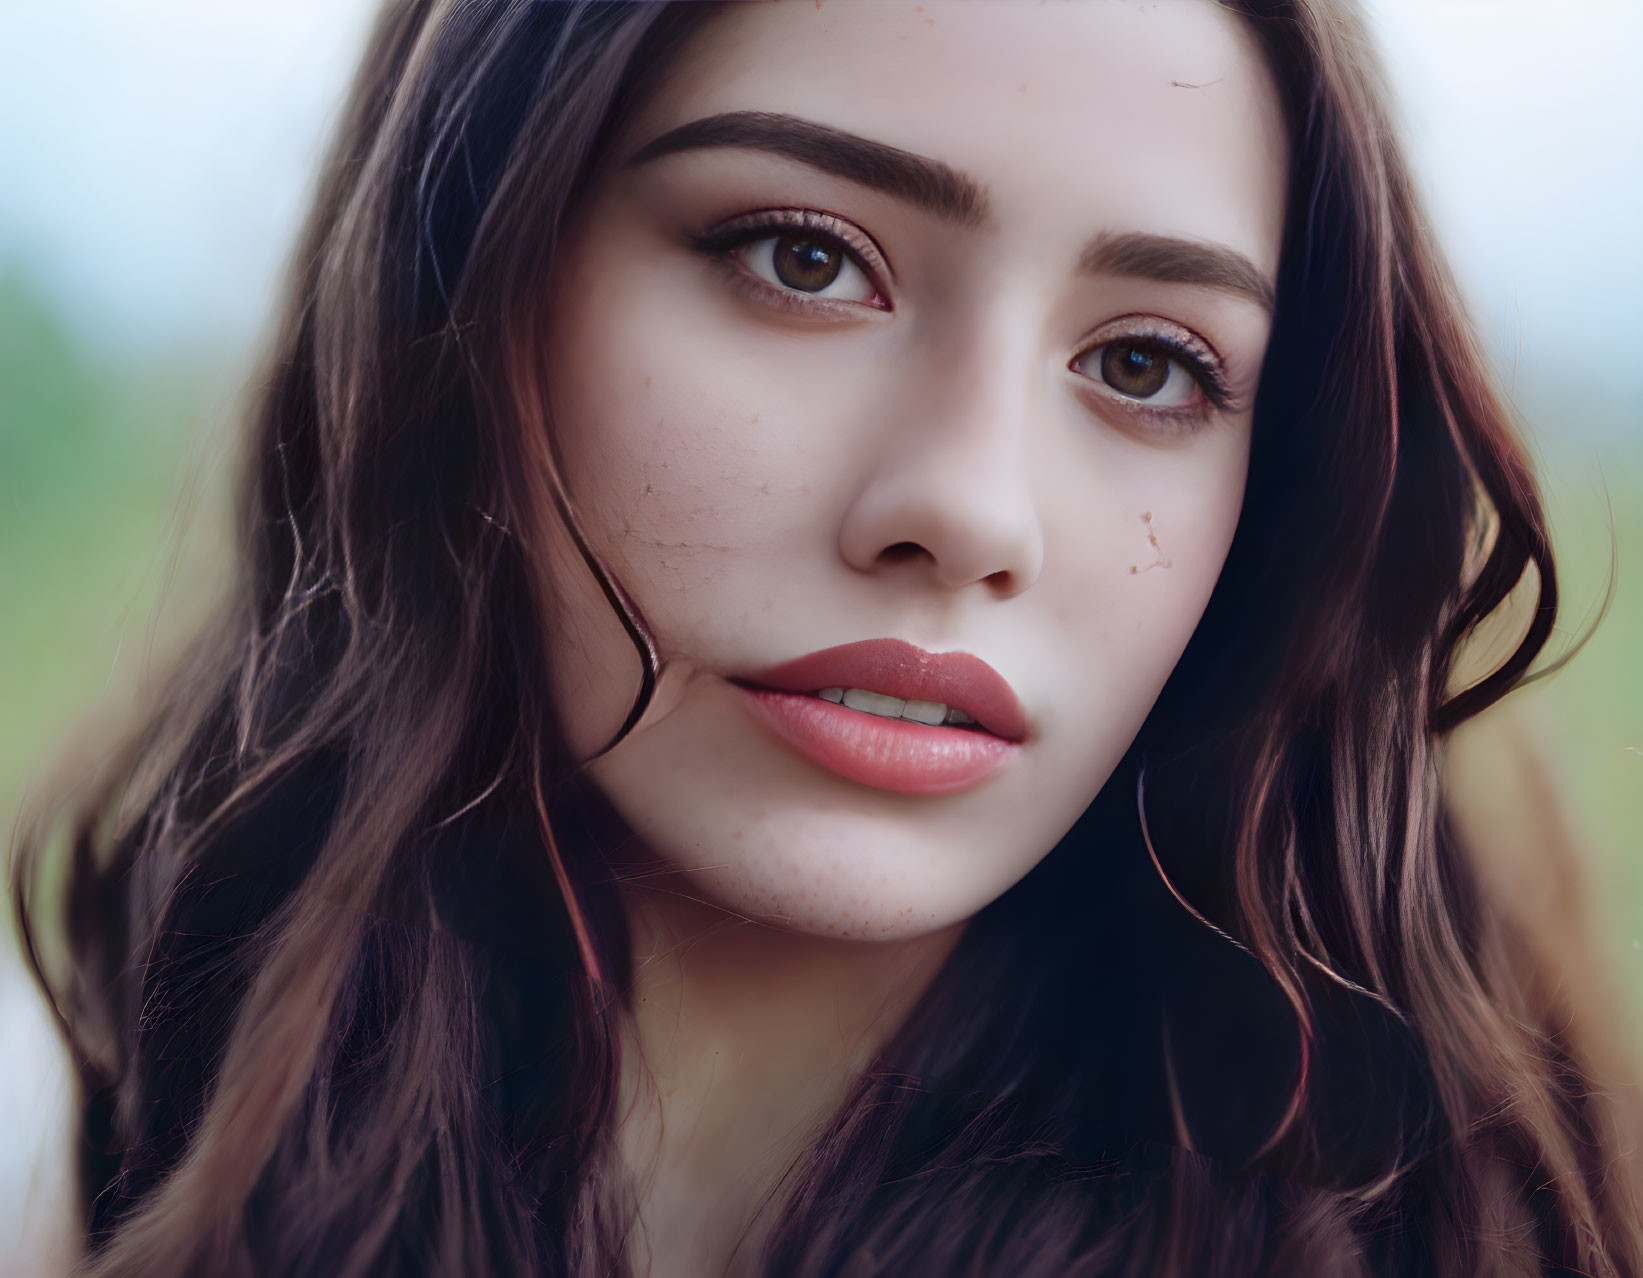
[629,0,1288,276]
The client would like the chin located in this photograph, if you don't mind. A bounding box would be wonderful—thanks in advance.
[593,782,1013,942]
[586,684,1111,942]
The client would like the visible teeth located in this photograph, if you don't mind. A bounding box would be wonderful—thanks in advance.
[812,687,978,729]
[901,698,946,726]
[841,688,906,718]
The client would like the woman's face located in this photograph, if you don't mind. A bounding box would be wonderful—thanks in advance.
[539,0,1285,940]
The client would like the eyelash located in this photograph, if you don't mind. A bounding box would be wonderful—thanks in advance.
[690,209,891,312]
[1070,319,1236,431]
[692,212,1237,431]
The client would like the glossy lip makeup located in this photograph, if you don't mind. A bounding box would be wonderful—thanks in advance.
[733,639,1027,796]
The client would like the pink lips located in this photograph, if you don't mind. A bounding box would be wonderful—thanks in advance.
[733,639,1027,796]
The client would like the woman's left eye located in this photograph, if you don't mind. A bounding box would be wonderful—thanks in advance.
[1071,341,1203,410]
[735,233,878,304]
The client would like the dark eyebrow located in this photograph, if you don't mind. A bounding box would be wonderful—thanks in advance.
[627,113,1273,307]
[625,110,990,229]
[1079,231,1275,311]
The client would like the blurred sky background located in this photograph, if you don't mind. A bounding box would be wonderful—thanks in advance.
[0,1,1640,1271]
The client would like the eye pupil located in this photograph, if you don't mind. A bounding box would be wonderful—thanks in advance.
[773,237,843,292]
[1101,343,1170,398]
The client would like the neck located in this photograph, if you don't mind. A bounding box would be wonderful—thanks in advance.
[612,880,960,1278]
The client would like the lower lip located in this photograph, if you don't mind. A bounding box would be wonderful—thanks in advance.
[734,685,1018,796]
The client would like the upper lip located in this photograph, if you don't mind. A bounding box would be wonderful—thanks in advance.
[738,638,1028,742]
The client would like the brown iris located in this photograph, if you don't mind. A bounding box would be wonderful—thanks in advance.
[1100,343,1170,399]
[772,237,843,292]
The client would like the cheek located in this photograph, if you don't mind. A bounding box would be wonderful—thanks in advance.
[537,239,849,753]
[547,272,825,620]
[1037,429,1249,739]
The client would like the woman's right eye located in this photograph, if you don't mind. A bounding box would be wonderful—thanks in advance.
[736,233,878,303]
[693,210,890,310]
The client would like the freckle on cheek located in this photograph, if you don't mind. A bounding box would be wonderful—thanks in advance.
[1128,510,1173,575]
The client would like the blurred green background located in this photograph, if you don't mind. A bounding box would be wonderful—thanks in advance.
[0,268,232,805]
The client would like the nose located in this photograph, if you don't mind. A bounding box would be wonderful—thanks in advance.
[836,354,1045,599]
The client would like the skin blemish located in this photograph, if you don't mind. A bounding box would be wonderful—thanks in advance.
[1128,511,1173,574]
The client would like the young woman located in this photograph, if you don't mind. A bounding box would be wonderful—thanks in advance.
[13,1,1642,1274]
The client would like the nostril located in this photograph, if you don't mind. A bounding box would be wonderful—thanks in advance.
[879,542,928,566]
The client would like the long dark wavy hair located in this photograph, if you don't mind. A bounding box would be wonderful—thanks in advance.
[13,1,1643,1274]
